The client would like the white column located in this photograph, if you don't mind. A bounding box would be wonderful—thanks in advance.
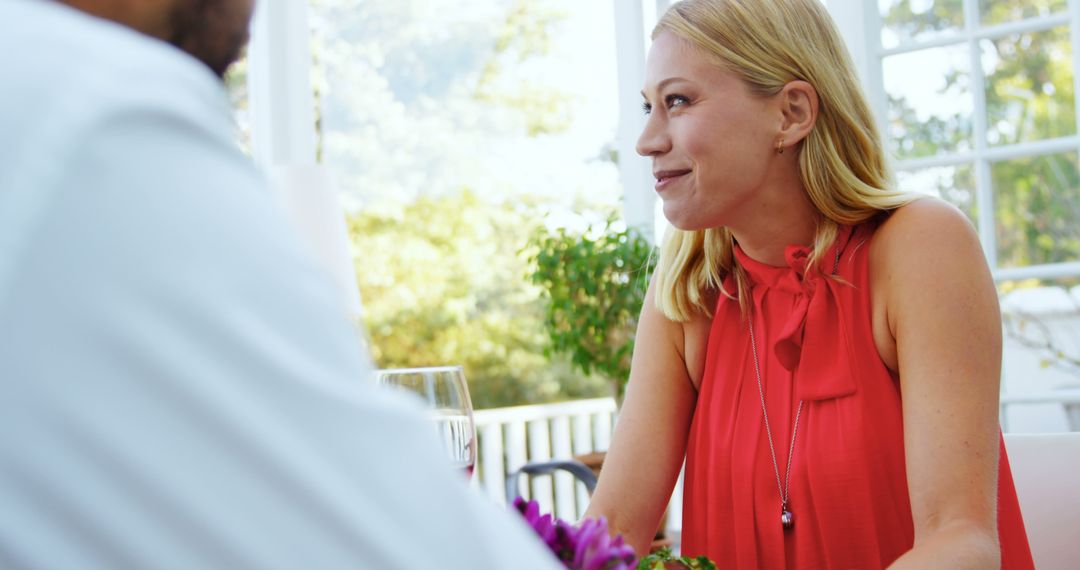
[247,1,317,167]
[613,0,656,242]
[246,2,362,320]
[825,0,886,138]
[655,0,672,20]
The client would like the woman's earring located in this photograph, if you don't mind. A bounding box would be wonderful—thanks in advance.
[776,139,785,154]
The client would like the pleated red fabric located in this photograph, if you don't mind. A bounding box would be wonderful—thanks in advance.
[680,222,1033,569]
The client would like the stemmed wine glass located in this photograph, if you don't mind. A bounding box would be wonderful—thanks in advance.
[375,365,477,477]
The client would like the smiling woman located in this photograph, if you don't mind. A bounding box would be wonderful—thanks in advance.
[583,1,1035,568]
[637,31,801,237]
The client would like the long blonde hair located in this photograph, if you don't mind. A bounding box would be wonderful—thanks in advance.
[652,0,913,321]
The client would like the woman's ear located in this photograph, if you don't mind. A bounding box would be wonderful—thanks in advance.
[777,80,819,146]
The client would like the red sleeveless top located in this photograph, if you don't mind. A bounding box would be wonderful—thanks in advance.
[681,223,1033,568]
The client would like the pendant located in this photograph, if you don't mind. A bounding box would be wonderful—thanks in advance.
[781,509,794,530]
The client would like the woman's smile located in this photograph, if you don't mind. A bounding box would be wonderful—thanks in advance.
[654,168,692,191]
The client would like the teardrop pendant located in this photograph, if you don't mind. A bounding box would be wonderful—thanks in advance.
[781,509,794,530]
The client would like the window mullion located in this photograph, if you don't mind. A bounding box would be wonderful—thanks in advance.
[863,2,888,148]
[895,134,1080,172]
[881,13,1069,57]
[825,1,887,140]
[1070,0,1080,182]
[994,260,1080,282]
[613,0,654,241]
[246,1,318,168]
[964,0,996,268]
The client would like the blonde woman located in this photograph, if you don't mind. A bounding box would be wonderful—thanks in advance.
[583,0,1033,568]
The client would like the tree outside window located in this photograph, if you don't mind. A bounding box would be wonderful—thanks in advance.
[879,0,1080,276]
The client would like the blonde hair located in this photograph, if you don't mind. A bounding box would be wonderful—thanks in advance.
[652,0,913,321]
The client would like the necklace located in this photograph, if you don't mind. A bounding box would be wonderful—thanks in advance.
[744,246,841,530]
[748,317,802,531]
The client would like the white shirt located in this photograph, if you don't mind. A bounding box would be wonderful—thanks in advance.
[0,2,559,569]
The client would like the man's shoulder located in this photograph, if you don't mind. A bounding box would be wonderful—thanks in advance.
[0,1,246,298]
[0,0,229,129]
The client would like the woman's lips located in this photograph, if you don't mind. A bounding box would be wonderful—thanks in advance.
[654,169,691,191]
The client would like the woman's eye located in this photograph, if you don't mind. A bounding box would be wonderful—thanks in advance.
[642,95,688,115]
[666,94,689,109]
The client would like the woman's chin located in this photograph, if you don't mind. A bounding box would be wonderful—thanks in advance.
[662,208,712,233]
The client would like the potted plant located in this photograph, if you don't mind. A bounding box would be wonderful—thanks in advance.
[528,217,669,548]
[528,218,657,404]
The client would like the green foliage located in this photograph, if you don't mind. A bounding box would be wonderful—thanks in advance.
[637,547,718,570]
[993,154,1080,267]
[222,54,251,155]
[528,219,657,402]
[881,0,964,41]
[348,191,610,409]
[883,0,1080,269]
[314,0,625,409]
[980,0,1067,25]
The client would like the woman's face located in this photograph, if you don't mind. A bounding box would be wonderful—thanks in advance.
[638,32,779,231]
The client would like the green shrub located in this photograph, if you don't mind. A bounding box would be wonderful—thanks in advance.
[528,219,657,402]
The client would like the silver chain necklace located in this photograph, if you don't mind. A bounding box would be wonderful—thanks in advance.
[745,248,840,532]
[748,317,802,531]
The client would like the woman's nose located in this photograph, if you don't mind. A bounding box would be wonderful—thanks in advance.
[636,115,670,157]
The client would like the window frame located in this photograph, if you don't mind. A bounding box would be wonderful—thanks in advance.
[246,1,318,169]
[829,0,1080,282]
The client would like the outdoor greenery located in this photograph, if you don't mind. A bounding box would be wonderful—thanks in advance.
[222,2,1080,409]
[529,221,657,403]
[882,0,1080,270]
[347,192,612,409]
[310,0,632,408]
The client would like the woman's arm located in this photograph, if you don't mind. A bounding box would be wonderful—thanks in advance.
[583,277,700,555]
[875,199,1002,569]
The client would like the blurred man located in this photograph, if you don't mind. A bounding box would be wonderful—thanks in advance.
[0,1,558,568]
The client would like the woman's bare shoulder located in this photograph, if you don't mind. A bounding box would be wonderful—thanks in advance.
[869,196,993,341]
[871,196,980,269]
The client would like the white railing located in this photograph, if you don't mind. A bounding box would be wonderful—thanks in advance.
[472,396,685,535]
[473,397,616,521]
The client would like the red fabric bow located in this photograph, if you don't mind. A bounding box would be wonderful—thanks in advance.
[748,226,858,401]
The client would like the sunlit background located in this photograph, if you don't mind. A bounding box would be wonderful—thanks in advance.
[224,0,1080,417]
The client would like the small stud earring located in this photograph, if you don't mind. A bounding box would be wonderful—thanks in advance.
[776,139,785,154]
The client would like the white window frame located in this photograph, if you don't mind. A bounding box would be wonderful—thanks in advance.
[246,1,318,168]
[828,0,1080,282]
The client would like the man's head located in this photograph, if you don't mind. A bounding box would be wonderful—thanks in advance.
[61,0,256,78]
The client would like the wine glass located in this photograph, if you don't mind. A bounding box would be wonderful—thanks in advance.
[375,365,477,477]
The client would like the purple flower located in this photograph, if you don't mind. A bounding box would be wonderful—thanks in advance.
[514,496,559,550]
[513,498,637,570]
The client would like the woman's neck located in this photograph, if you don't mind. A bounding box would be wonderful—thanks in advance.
[729,189,819,267]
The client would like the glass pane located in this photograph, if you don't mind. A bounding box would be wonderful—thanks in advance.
[879,0,964,49]
[980,0,1067,26]
[884,45,972,159]
[993,152,1080,268]
[309,0,624,409]
[897,164,977,223]
[311,0,621,206]
[983,26,1076,147]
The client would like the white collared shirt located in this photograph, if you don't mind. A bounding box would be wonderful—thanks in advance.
[0,2,558,568]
